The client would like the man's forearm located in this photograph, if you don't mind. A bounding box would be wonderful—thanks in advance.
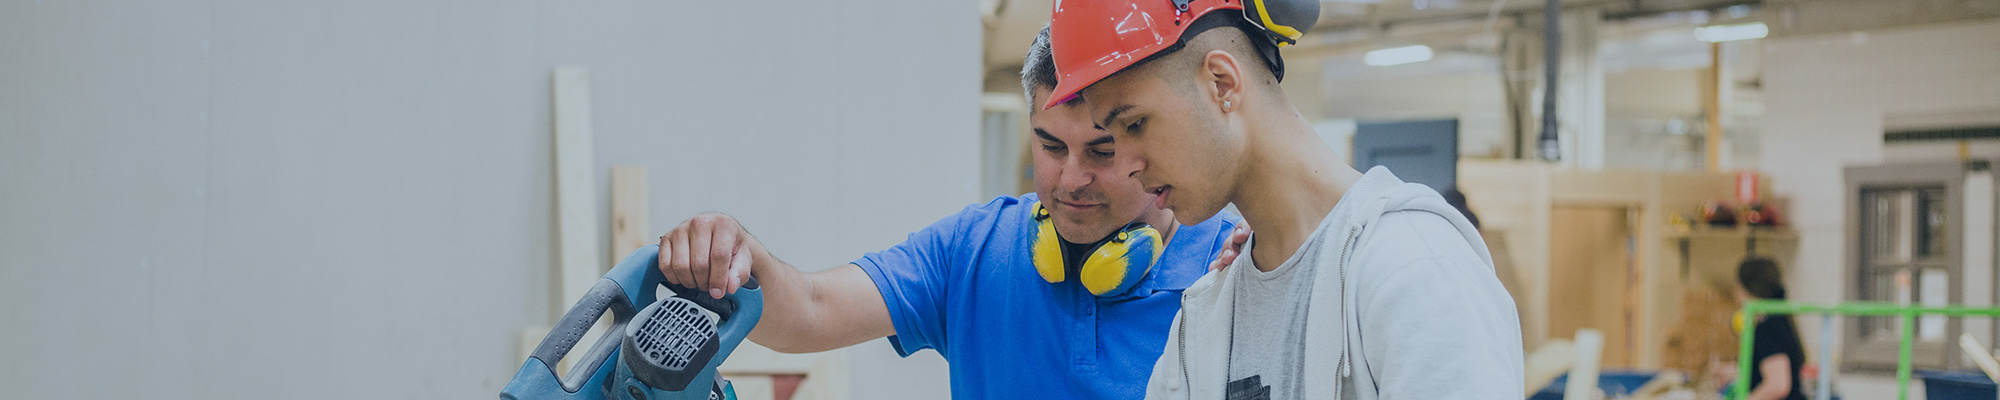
[739,247,893,353]
[740,247,821,352]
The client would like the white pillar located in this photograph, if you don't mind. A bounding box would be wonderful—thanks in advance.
[1962,165,1995,365]
[1556,8,1605,169]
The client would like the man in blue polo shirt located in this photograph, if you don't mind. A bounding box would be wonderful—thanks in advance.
[653,28,1245,399]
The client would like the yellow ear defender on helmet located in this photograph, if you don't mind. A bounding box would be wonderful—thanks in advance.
[1243,0,1316,47]
[1031,201,1166,297]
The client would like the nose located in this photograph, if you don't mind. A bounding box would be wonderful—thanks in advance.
[1114,148,1146,182]
[1060,153,1094,191]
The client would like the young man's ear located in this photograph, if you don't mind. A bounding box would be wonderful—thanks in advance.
[1200,49,1245,113]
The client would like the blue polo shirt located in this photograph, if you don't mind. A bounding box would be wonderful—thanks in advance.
[854,194,1240,399]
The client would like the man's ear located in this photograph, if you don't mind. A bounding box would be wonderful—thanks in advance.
[1200,49,1245,113]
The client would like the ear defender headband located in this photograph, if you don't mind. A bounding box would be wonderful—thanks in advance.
[1161,3,1314,84]
[1031,202,1167,297]
[1239,0,1315,47]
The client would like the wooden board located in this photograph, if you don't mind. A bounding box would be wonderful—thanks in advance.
[554,66,603,309]
[551,66,605,376]
[611,164,650,259]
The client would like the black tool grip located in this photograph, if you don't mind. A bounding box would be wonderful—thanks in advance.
[528,279,635,393]
[661,276,759,320]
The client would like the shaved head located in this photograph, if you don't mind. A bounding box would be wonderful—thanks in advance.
[1134,23,1281,100]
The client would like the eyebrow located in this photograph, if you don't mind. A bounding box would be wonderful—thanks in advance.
[1033,129,1059,143]
[1035,128,1114,147]
[1098,105,1136,129]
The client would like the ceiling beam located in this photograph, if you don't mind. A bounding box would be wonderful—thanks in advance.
[1314,0,1760,32]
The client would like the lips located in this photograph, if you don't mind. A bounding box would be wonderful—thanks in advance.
[1055,199,1103,210]
[1147,185,1171,210]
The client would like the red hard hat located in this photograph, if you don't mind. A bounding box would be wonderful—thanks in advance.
[1045,0,1317,110]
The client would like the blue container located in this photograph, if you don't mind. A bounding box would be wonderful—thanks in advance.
[1529,371,1660,400]
[1918,369,1998,400]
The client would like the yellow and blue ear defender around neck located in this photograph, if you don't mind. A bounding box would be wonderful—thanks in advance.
[1031,201,1167,297]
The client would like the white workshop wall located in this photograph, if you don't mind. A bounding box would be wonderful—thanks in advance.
[0,1,972,399]
[1759,18,2000,355]
[1320,52,1513,158]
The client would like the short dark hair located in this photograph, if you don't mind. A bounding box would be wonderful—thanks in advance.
[1737,257,1787,300]
[1114,11,1283,91]
[1021,25,1059,107]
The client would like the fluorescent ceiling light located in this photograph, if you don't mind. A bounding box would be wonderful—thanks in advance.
[1364,45,1433,66]
[1695,22,1768,42]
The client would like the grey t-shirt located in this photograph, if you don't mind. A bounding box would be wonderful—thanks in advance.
[1226,235,1319,400]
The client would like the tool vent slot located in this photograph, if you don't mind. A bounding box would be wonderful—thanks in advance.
[630,297,716,370]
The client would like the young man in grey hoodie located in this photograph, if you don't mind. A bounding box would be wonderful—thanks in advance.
[1044,0,1525,398]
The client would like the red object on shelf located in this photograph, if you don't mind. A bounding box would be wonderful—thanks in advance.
[1703,200,1738,226]
[1743,202,1780,226]
[1737,171,1760,205]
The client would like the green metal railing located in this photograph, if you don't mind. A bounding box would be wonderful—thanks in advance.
[1736,300,2000,400]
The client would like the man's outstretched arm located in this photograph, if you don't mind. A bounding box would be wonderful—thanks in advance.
[658,213,895,353]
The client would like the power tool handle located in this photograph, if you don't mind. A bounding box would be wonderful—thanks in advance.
[661,276,760,321]
[502,245,687,399]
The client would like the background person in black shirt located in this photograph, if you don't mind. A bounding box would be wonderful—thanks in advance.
[1718,257,1808,400]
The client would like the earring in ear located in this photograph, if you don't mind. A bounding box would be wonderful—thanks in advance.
[1223,100,1232,110]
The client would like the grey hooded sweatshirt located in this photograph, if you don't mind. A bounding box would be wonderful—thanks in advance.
[1145,167,1524,400]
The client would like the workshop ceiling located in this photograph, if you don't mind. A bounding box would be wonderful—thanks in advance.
[983,0,2000,75]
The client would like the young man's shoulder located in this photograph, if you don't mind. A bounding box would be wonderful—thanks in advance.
[1347,209,1487,285]
[1369,210,1476,253]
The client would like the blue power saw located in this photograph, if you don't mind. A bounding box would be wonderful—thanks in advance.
[502,245,763,400]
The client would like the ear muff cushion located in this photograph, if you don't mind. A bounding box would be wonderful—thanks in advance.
[1079,225,1165,296]
[1031,203,1068,283]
